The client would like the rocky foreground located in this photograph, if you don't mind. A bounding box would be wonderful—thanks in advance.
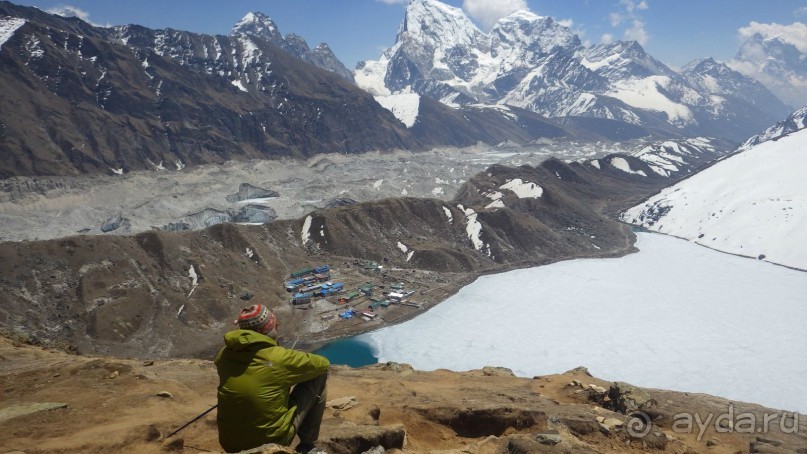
[1,336,804,454]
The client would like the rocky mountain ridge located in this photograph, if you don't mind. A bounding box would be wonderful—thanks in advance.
[0,1,584,178]
[356,0,791,142]
[740,105,807,150]
[227,11,354,82]
[0,151,690,359]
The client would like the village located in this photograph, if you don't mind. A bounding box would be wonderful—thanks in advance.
[282,261,434,336]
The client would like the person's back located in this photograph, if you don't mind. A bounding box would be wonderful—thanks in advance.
[215,305,330,453]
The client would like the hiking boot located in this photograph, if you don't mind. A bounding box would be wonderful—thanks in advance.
[294,442,315,453]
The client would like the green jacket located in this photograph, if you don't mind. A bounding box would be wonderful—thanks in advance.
[215,330,330,453]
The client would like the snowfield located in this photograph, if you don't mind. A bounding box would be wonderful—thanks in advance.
[361,233,807,412]
[622,127,807,270]
[606,76,695,126]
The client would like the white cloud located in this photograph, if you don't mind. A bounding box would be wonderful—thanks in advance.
[620,0,648,13]
[46,5,97,25]
[796,7,807,18]
[557,18,574,28]
[738,21,807,53]
[462,0,529,30]
[609,0,651,45]
[625,19,649,45]
[601,33,614,45]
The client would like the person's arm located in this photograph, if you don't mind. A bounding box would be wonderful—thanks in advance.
[278,347,330,384]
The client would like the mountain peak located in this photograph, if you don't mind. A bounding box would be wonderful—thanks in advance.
[231,11,281,41]
[682,57,718,72]
[499,9,545,23]
[731,32,807,107]
[402,0,482,40]
[491,9,579,55]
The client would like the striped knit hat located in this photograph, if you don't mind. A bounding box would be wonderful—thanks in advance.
[235,304,277,334]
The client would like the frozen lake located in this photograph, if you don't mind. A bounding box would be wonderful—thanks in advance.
[359,232,807,412]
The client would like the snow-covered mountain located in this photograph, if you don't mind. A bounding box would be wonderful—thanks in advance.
[357,0,790,142]
[229,12,353,82]
[739,105,807,150]
[622,108,807,270]
[730,33,807,110]
[1,2,610,177]
[112,12,353,86]
[586,137,729,179]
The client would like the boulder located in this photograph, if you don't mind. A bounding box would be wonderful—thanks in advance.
[0,402,68,422]
[565,366,593,377]
[101,212,129,233]
[482,366,515,377]
[226,183,279,203]
[559,417,599,436]
[325,198,358,209]
[232,204,277,224]
[327,396,359,411]
[606,382,657,413]
[319,423,405,454]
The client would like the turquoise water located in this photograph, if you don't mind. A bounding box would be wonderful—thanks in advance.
[313,337,378,367]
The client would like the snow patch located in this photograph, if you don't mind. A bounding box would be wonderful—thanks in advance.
[610,157,647,177]
[374,93,420,128]
[443,206,453,224]
[187,265,199,297]
[0,17,25,50]
[301,215,312,244]
[460,205,487,254]
[397,242,409,254]
[231,79,248,92]
[500,179,543,198]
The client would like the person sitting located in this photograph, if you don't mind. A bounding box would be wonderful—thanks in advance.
[215,304,330,453]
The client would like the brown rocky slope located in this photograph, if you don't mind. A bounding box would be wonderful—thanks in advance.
[1,336,805,454]
[1,156,674,358]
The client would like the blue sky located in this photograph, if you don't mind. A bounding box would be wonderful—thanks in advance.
[11,0,807,70]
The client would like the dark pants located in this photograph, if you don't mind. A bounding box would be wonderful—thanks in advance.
[290,373,328,445]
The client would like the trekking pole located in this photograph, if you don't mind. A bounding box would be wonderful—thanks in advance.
[166,404,218,438]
